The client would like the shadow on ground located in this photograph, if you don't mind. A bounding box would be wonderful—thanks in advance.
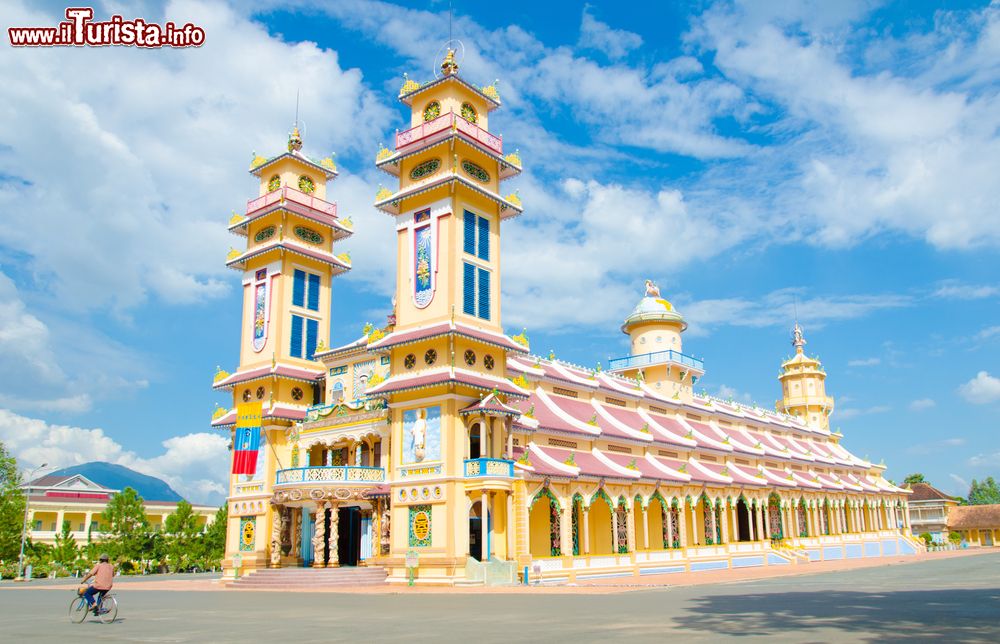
[675,588,1000,642]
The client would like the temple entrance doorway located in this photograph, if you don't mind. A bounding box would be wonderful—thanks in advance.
[736,498,751,541]
[338,506,362,566]
[469,501,491,561]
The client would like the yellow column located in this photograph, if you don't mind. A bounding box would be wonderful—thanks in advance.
[641,504,649,550]
[56,510,65,533]
[690,502,700,546]
[666,505,675,548]
[583,507,590,555]
[678,502,688,548]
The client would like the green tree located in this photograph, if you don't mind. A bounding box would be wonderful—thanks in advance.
[101,486,150,562]
[164,500,201,571]
[52,519,78,567]
[903,473,926,486]
[0,441,26,561]
[967,477,1000,505]
[199,504,227,569]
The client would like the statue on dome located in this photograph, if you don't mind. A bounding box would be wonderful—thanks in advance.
[441,48,459,76]
[792,322,806,348]
[644,279,661,298]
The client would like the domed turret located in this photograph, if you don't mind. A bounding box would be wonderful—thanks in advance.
[776,323,835,430]
[609,280,703,402]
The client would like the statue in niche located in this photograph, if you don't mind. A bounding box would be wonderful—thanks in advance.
[410,408,428,462]
[644,279,661,298]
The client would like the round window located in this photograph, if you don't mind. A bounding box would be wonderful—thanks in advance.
[268,175,281,192]
[484,355,495,370]
[460,102,477,123]
[423,101,441,121]
[242,389,252,402]
[256,386,265,400]
[298,175,315,194]
[424,349,437,365]
[464,350,476,366]
[291,387,304,401]
[404,354,416,369]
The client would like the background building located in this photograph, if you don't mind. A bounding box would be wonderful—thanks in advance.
[906,482,960,543]
[22,468,216,545]
[947,505,1000,547]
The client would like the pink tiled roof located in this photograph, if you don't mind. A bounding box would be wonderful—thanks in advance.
[367,321,527,353]
[364,368,527,398]
[460,392,521,416]
[213,363,323,390]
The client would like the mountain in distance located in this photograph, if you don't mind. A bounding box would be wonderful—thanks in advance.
[47,461,183,502]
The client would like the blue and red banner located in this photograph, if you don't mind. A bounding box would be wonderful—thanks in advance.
[232,402,262,475]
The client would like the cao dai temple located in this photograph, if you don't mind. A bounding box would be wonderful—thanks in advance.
[211,51,919,586]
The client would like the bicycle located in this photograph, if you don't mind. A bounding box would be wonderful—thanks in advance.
[68,586,118,624]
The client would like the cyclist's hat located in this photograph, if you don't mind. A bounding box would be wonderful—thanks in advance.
[99,553,109,562]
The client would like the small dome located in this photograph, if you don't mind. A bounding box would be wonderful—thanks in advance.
[621,297,686,334]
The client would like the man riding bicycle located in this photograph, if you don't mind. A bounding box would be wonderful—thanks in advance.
[81,554,114,615]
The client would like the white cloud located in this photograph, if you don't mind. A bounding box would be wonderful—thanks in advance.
[0,0,391,314]
[837,405,891,420]
[958,371,1000,404]
[932,281,999,300]
[715,384,751,403]
[905,436,963,455]
[975,326,1000,342]
[578,6,644,60]
[969,452,1000,468]
[0,408,229,504]
[848,357,881,367]
[908,398,936,411]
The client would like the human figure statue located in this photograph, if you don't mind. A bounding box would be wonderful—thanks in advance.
[411,408,428,462]
[644,279,661,298]
[792,322,806,348]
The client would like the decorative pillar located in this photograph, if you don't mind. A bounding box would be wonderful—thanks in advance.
[641,503,649,550]
[509,493,517,560]
[583,507,591,555]
[480,421,488,459]
[720,502,730,544]
[56,510,65,533]
[753,502,762,542]
[311,503,327,568]
[690,502,700,546]
[678,502,688,548]
[709,502,718,545]
[481,490,489,561]
[328,504,340,567]
[269,504,283,568]
[84,511,93,535]
[291,509,302,559]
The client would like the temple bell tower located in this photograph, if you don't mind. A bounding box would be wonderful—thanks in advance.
[776,323,835,430]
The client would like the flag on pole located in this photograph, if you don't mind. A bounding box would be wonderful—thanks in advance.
[232,402,263,475]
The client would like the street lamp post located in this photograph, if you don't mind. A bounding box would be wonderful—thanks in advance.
[16,463,49,582]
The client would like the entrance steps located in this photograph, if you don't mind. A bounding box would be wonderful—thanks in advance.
[230,566,387,590]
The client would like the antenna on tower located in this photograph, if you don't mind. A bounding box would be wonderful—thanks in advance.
[295,88,300,128]
[449,0,453,42]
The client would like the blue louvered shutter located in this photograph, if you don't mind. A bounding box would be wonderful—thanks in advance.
[305,318,318,359]
[477,268,490,320]
[477,215,489,260]
[290,314,304,358]
[463,262,476,315]
[464,211,476,255]
[292,270,305,307]
[307,273,320,311]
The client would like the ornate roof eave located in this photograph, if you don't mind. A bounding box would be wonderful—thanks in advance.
[366,323,528,355]
[226,241,351,275]
[228,205,353,241]
[250,150,338,179]
[376,133,522,180]
[399,74,501,111]
[212,368,323,391]
[313,336,370,361]
[374,174,523,219]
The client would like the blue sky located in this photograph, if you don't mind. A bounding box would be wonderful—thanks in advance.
[0,0,998,504]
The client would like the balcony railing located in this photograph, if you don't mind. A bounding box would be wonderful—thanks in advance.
[275,466,385,486]
[464,457,514,479]
[246,186,338,218]
[608,349,704,372]
[395,112,502,155]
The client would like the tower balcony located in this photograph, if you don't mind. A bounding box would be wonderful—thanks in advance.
[234,187,352,241]
[275,466,386,487]
[607,349,704,373]
[247,186,337,218]
[395,112,502,156]
[463,457,514,479]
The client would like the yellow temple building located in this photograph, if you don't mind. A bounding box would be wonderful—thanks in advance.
[211,51,919,586]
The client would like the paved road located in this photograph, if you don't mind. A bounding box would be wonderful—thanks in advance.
[1,553,998,643]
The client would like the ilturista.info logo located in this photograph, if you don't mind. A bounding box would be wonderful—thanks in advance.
[8,7,206,48]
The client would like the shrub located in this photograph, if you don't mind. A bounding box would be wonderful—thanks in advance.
[918,532,933,546]
[948,531,963,545]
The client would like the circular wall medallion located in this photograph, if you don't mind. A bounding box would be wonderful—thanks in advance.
[423,101,441,121]
[424,348,437,365]
[483,355,495,370]
[460,102,478,123]
[298,175,315,194]
[242,389,252,402]
[268,175,281,192]
[293,226,324,245]
[461,159,490,183]
[404,354,416,369]
[291,387,304,401]
[464,350,476,366]
[256,386,265,400]
[409,158,441,181]
[254,225,276,243]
